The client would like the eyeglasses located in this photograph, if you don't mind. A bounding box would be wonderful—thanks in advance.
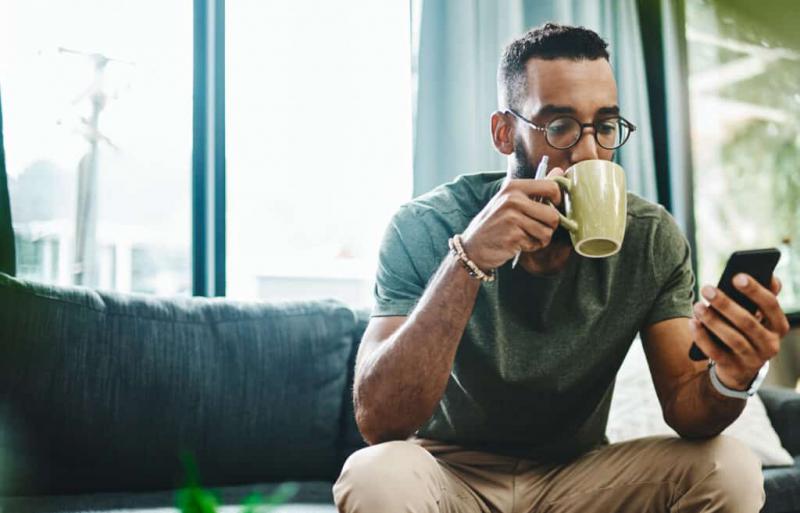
[507,108,637,150]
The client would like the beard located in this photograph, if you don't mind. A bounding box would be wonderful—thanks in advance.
[511,134,538,179]
[511,134,571,245]
[550,221,571,245]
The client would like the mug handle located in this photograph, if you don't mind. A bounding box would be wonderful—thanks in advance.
[546,175,579,233]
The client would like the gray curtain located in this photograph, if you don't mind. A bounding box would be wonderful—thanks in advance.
[0,87,15,276]
[413,0,659,202]
[413,1,522,196]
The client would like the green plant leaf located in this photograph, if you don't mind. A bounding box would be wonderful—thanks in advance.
[176,453,219,513]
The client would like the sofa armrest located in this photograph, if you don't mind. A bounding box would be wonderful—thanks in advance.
[759,386,800,455]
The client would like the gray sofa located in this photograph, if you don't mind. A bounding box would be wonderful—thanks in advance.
[0,272,798,513]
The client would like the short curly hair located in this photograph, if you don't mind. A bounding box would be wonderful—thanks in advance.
[498,23,610,110]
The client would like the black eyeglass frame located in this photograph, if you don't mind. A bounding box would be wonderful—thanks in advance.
[507,108,637,150]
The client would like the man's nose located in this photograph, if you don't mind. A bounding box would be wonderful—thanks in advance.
[569,126,599,163]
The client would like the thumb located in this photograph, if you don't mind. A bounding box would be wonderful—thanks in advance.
[546,167,566,178]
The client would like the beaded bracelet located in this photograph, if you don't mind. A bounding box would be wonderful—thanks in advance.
[448,234,496,282]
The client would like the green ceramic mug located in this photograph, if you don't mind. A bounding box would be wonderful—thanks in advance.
[547,159,627,258]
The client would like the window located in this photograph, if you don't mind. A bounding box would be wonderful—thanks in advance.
[225,0,413,307]
[0,0,193,295]
[685,0,800,312]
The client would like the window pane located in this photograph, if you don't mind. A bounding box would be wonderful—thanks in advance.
[0,0,192,295]
[226,1,413,307]
[686,0,800,312]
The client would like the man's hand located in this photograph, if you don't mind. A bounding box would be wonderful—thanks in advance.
[460,172,564,271]
[690,274,790,390]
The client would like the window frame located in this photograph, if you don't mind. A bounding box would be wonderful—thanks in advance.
[191,0,798,324]
[192,0,226,297]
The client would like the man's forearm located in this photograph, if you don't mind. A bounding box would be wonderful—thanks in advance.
[354,253,481,444]
[665,368,746,438]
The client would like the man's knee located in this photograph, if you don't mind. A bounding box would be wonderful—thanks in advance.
[337,440,437,484]
[333,440,443,512]
[679,435,764,511]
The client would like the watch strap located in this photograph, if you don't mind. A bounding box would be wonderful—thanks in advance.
[708,360,769,399]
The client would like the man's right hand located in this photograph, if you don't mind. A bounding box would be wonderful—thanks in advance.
[461,174,564,271]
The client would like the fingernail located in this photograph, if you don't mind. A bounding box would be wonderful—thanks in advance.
[693,303,706,316]
[701,286,716,300]
[735,274,748,287]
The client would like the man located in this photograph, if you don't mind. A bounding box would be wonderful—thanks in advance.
[334,23,790,513]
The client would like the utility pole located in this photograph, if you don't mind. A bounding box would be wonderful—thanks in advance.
[59,47,129,287]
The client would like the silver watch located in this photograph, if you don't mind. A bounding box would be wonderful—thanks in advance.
[708,360,769,399]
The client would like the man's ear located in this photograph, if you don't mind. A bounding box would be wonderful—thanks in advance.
[490,111,514,156]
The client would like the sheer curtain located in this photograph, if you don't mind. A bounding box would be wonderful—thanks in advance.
[0,88,15,276]
[412,1,522,196]
[413,0,659,202]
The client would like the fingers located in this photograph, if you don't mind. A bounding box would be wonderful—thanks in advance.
[733,274,790,338]
[509,210,557,250]
[699,285,778,360]
[482,191,560,257]
[494,189,560,230]
[499,184,561,227]
[502,177,563,206]
[770,275,782,295]
[689,319,730,364]
[692,302,762,368]
[512,231,544,253]
[507,194,560,228]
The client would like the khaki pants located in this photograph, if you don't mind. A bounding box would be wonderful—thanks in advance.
[333,435,764,513]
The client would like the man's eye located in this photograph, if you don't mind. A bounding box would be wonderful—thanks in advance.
[548,122,572,134]
[597,122,617,134]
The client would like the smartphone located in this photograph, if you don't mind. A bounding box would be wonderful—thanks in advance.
[689,248,781,361]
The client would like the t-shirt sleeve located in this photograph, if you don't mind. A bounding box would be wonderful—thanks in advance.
[371,207,434,317]
[643,207,696,327]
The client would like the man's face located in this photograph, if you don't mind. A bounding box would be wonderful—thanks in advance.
[512,58,618,177]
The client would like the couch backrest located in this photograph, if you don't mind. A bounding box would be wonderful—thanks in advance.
[0,273,357,495]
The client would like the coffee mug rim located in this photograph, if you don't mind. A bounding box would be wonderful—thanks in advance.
[575,236,622,259]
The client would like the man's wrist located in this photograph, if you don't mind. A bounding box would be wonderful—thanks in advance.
[713,364,754,391]
[708,360,769,399]
[449,234,496,282]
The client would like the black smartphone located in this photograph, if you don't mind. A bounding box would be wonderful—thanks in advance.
[689,248,781,361]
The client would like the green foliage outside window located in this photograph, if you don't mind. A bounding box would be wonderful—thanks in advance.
[687,0,800,311]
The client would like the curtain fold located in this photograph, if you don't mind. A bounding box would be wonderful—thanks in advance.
[413,0,524,196]
[413,0,659,202]
[0,87,16,276]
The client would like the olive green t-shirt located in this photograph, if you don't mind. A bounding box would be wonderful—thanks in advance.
[372,171,695,462]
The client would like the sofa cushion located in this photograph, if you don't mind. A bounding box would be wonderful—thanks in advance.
[0,273,356,495]
[607,338,794,466]
[762,456,800,513]
[760,386,800,456]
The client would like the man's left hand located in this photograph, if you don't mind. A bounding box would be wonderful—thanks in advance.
[690,274,790,390]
